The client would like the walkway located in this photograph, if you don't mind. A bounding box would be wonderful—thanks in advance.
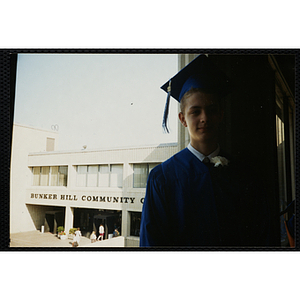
[10,230,127,248]
[10,230,95,248]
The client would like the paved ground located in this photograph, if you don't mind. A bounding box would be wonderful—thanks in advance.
[10,230,99,248]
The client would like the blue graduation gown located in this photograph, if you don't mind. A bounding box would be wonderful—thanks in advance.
[139,148,269,247]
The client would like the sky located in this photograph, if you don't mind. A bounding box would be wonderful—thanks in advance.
[14,53,178,151]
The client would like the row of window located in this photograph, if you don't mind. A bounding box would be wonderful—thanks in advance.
[31,163,159,188]
[32,166,68,187]
[77,164,123,188]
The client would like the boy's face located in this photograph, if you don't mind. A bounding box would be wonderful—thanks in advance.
[178,91,224,146]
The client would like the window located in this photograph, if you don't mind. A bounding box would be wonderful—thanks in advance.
[130,212,141,236]
[58,166,68,186]
[76,165,87,187]
[76,164,123,188]
[50,166,68,186]
[31,166,68,186]
[276,92,295,212]
[110,164,123,188]
[87,165,98,187]
[133,163,159,188]
[276,101,286,212]
[98,165,109,187]
[40,166,50,186]
[50,166,59,186]
[268,55,295,247]
[32,167,40,185]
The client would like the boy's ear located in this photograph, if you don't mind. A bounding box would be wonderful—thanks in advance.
[179,112,187,127]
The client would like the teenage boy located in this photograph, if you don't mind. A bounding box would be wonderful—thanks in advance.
[139,55,270,247]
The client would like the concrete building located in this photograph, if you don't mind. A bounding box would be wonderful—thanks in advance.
[10,123,178,247]
[10,124,59,234]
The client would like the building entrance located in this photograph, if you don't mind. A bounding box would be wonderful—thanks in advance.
[44,209,65,234]
[73,208,121,239]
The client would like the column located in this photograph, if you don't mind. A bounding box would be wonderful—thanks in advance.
[121,210,129,237]
[64,206,74,235]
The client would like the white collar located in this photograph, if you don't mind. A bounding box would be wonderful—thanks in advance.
[187,143,220,162]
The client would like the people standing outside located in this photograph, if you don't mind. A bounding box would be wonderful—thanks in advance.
[72,227,82,247]
[113,228,120,237]
[139,54,270,247]
[97,224,105,241]
[90,231,97,243]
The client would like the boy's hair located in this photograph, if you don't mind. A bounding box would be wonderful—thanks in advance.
[180,88,224,113]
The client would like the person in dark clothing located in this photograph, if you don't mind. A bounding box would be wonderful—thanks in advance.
[139,55,270,247]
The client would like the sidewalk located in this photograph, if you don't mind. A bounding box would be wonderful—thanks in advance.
[10,230,96,248]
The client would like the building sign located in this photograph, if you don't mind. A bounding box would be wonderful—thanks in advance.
[30,193,144,204]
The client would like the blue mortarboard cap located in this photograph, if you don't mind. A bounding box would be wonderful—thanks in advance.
[161,54,231,132]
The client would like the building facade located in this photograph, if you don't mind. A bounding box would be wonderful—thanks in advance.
[10,124,178,247]
[10,124,59,234]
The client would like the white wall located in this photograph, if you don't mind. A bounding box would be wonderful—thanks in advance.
[11,123,179,237]
[10,124,58,233]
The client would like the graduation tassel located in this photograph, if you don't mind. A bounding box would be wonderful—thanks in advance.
[162,79,171,133]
